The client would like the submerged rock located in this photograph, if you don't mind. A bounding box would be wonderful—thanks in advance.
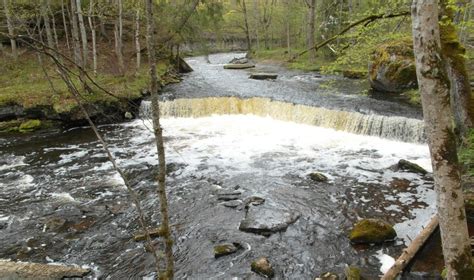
[251,257,274,278]
[223,63,256,69]
[214,243,240,258]
[243,196,265,207]
[345,266,361,280]
[308,172,328,182]
[239,205,300,236]
[349,218,397,244]
[221,200,242,208]
[397,159,428,175]
[217,190,242,201]
[133,227,166,242]
[369,39,417,93]
[0,260,90,279]
[316,272,339,280]
[249,73,278,80]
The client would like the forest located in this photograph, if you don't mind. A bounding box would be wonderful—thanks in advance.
[0,0,474,279]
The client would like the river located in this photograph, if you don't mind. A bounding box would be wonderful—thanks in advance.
[0,53,435,279]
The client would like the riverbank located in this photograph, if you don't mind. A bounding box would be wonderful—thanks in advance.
[0,53,181,133]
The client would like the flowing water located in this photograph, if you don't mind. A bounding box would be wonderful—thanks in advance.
[0,53,436,279]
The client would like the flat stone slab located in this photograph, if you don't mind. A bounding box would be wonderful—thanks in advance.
[239,205,300,236]
[217,190,242,201]
[249,73,278,80]
[223,63,256,69]
[0,260,90,279]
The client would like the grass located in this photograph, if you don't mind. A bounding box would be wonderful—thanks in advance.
[253,47,335,72]
[0,53,173,114]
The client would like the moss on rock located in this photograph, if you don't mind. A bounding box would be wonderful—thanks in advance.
[369,39,418,93]
[349,218,396,244]
[345,266,361,280]
[308,172,328,182]
[19,119,42,133]
[251,257,274,278]
[0,120,22,132]
[213,243,239,258]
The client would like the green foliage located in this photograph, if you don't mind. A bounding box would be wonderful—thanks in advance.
[19,119,42,132]
[459,129,474,177]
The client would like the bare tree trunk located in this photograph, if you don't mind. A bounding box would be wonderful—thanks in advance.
[439,0,473,139]
[145,0,174,278]
[411,1,473,278]
[88,0,97,76]
[135,9,141,74]
[241,0,252,57]
[41,0,54,49]
[76,0,88,67]
[70,0,82,66]
[61,0,71,50]
[49,0,59,49]
[114,0,124,75]
[308,0,316,62]
[3,0,17,60]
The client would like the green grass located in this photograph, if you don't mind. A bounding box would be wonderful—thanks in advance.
[0,55,172,114]
[253,48,335,72]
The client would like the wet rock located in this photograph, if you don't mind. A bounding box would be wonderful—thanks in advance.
[124,112,133,119]
[229,57,249,64]
[19,119,42,133]
[239,205,300,236]
[390,178,411,191]
[349,218,397,244]
[251,257,274,278]
[0,260,90,279]
[397,159,428,175]
[249,73,278,80]
[44,217,67,232]
[369,39,417,93]
[342,70,366,79]
[224,63,256,69]
[345,266,361,280]
[221,200,242,208]
[217,190,242,201]
[316,272,339,280]
[133,227,166,241]
[308,172,328,182]
[214,243,240,258]
[243,196,265,207]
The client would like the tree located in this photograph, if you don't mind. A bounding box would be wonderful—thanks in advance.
[114,0,125,75]
[2,0,17,60]
[88,0,98,75]
[238,0,252,56]
[70,0,83,66]
[41,0,54,49]
[411,0,473,278]
[306,0,316,62]
[145,0,174,278]
[76,0,88,67]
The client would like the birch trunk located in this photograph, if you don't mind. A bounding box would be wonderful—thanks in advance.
[114,0,125,75]
[2,0,17,60]
[70,0,82,66]
[135,9,141,74]
[76,0,88,67]
[49,0,59,49]
[411,1,473,278]
[88,0,97,75]
[145,0,174,278]
[41,0,54,49]
[61,0,71,50]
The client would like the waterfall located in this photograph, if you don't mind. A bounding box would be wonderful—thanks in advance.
[139,97,426,143]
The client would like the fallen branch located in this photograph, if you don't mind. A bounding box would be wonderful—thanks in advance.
[289,11,409,62]
[381,215,439,280]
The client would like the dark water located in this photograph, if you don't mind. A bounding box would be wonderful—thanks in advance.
[0,53,436,279]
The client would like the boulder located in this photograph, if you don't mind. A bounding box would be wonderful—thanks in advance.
[251,257,274,278]
[369,39,418,93]
[0,260,90,279]
[223,63,256,70]
[397,159,428,175]
[214,243,240,258]
[221,200,242,208]
[349,218,397,244]
[239,205,300,236]
[19,119,42,133]
[308,172,328,182]
[249,73,278,80]
[229,57,249,64]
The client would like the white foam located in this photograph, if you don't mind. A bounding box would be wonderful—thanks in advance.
[376,250,395,274]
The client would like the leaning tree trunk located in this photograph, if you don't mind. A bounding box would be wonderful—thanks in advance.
[70,0,82,66]
[144,0,174,278]
[411,1,473,279]
[2,0,17,60]
[76,0,88,67]
[439,0,473,140]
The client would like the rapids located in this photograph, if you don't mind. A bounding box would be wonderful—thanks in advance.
[0,53,435,279]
